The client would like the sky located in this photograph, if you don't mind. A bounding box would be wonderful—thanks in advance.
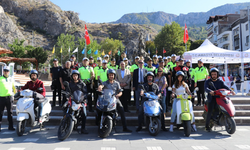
[50,0,249,23]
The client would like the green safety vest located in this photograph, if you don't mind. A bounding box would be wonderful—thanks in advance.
[189,68,195,80]
[145,66,156,72]
[168,61,176,71]
[0,76,15,97]
[98,68,109,82]
[108,65,119,71]
[194,66,209,83]
[78,66,94,80]
[94,66,102,80]
[130,64,138,73]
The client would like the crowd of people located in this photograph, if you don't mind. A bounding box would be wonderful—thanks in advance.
[0,52,236,133]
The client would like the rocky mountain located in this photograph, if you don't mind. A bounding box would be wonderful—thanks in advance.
[0,0,157,60]
[114,2,250,27]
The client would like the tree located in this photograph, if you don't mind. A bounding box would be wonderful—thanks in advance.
[27,47,48,66]
[100,38,125,59]
[8,39,26,58]
[145,41,156,58]
[190,40,204,50]
[154,22,187,56]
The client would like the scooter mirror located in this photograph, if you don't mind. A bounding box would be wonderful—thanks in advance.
[168,87,172,91]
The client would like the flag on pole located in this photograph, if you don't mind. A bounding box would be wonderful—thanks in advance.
[148,49,150,54]
[72,47,78,53]
[82,49,85,54]
[117,50,120,56]
[108,50,112,55]
[85,24,91,45]
[60,46,62,53]
[87,49,92,54]
[52,46,55,54]
[156,48,158,54]
[163,48,166,54]
[101,50,105,56]
[183,24,189,44]
[94,50,98,55]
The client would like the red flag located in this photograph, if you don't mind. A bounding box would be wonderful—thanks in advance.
[183,24,189,44]
[163,48,166,54]
[85,24,91,45]
[108,50,112,55]
[156,48,158,54]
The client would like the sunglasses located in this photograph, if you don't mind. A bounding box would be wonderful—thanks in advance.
[4,70,9,72]
[158,71,163,72]
[139,62,143,64]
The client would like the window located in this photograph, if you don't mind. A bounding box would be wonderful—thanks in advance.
[233,28,239,36]
[234,35,240,50]
[247,35,249,43]
[223,45,229,50]
[246,24,249,31]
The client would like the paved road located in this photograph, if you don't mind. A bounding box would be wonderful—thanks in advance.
[1,125,250,150]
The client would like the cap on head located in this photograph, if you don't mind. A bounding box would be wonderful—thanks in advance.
[135,56,140,59]
[158,56,162,59]
[3,66,10,71]
[111,58,116,61]
[159,60,164,63]
[153,55,157,58]
[147,58,153,62]
[53,58,58,62]
[186,60,191,63]
[69,58,74,62]
[167,56,171,59]
[102,60,107,64]
[71,55,76,58]
[123,58,128,61]
[198,59,203,63]
[179,58,184,61]
[89,56,93,59]
[83,57,89,61]
[97,57,102,61]
[171,54,176,57]
[163,57,167,60]
[104,55,109,58]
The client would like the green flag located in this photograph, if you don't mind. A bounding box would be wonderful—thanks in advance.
[87,49,91,54]
[117,50,120,56]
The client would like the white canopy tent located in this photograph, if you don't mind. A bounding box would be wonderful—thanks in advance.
[243,49,250,62]
[183,39,242,64]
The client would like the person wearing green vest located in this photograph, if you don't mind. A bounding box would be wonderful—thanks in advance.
[104,55,110,67]
[194,59,209,106]
[130,56,140,75]
[145,58,156,72]
[108,58,119,71]
[0,66,16,131]
[168,54,178,71]
[94,57,102,106]
[152,55,159,68]
[78,57,95,112]
[186,60,195,105]
[123,58,131,70]
[154,60,170,75]
[98,60,109,82]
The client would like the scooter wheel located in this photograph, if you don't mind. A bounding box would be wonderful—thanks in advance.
[98,117,112,138]
[183,120,191,137]
[16,120,26,136]
[225,117,236,134]
[148,118,161,136]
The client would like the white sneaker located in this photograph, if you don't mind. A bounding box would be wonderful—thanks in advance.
[192,124,197,132]
[169,125,174,132]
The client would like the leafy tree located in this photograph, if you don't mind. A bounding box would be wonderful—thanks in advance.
[100,38,125,59]
[154,22,187,56]
[8,39,26,58]
[190,40,204,50]
[27,47,48,66]
[145,41,156,58]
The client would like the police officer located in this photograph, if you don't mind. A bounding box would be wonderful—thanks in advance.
[186,60,195,105]
[152,55,159,68]
[168,54,177,71]
[194,59,209,106]
[145,58,156,72]
[70,58,79,70]
[68,70,89,134]
[104,55,110,66]
[60,61,72,105]
[97,60,109,82]
[0,66,16,131]
[108,58,119,71]
[50,58,62,107]
[78,57,95,112]
[94,57,102,106]
[158,55,163,63]
[130,56,140,75]
[89,56,97,68]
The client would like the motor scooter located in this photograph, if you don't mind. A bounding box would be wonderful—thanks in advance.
[202,82,236,134]
[15,88,51,136]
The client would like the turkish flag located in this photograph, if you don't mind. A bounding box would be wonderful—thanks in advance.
[85,24,91,45]
[183,24,189,44]
[163,49,166,54]
[108,50,112,55]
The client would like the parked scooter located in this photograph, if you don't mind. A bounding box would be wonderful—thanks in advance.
[96,89,118,138]
[140,85,162,136]
[15,88,51,136]
[202,82,236,134]
[57,81,88,141]
[168,87,198,137]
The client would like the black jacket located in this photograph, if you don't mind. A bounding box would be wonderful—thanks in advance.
[133,68,148,90]
[68,80,88,103]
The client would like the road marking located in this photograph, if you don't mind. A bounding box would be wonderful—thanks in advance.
[101,147,116,150]
[235,145,250,149]
[64,138,77,142]
[23,138,39,142]
[54,148,70,150]
[237,129,249,131]
[2,131,15,134]
[8,148,25,150]
[142,138,156,141]
[103,138,116,141]
[192,146,209,150]
[147,147,162,150]
[35,132,48,134]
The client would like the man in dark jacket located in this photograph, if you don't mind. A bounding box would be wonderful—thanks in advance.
[204,68,235,132]
[60,61,72,105]
[68,70,88,134]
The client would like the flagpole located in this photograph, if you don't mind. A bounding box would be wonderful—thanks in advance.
[69,46,70,59]
[61,46,62,65]
[53,45,55,59]
[77,47,78,63]
[85,38,87,57]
